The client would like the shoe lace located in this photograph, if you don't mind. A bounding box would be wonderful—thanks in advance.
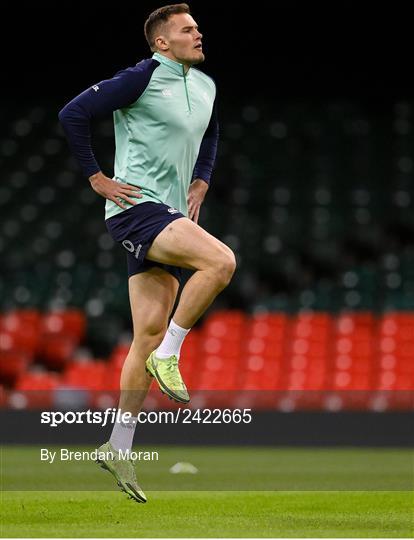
[165,356,184,388]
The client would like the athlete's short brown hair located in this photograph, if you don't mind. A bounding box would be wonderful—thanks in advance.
[144,3,190,51]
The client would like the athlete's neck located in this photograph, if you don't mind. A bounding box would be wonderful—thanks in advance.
[156,51,191,73]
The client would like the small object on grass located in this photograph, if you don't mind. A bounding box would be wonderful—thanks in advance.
[169,462,199,474]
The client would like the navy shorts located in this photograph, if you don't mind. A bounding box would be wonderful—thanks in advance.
[106,201,185,283]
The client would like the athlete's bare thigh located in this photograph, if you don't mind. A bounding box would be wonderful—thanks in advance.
[146,217,233,271]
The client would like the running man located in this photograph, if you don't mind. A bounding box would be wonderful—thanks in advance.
[59,4,236,502]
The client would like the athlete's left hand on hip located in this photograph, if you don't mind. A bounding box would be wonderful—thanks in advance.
[187,178,209,224]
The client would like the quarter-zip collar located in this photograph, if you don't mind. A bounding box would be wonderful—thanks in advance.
[152,52,189,77]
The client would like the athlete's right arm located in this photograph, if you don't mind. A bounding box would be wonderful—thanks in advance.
[58,60,159,208]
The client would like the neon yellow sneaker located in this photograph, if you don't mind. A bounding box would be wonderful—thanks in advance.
[95,441,147,503]
[146,351,190,403]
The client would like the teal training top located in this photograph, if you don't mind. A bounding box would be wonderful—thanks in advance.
[59,52,218,220]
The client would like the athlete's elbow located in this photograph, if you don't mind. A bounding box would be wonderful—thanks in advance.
[58,106,69,127]
[58,103,78,127]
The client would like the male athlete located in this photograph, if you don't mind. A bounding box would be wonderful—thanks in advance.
[59,4,236,502]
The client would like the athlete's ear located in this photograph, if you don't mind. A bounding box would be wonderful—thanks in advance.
[154,35,169,51]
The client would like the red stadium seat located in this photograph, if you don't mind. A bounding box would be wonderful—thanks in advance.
[14,371,60,407]
[38,334,77,369]
[3,308,412,411]
[109,342,131,369]
[41,309,86,342]
[0,350,30,386]
[15,371,61,391]
[0,310,40,358]
[240,355,283,390]
[63,361,107,390]
[180,330,200,386]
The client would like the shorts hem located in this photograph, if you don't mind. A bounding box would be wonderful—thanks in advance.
[127,266,181,284]
[147,213,185,246]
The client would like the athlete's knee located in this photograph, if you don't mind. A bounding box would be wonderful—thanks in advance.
[132,334,164,356]
[132,321,167,348]
[215,248,236,287]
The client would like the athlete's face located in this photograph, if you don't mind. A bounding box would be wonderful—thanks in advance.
[156,13,204,67]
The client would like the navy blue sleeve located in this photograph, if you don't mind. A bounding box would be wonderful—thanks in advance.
[58,59,159,178]
[192,98,219,185]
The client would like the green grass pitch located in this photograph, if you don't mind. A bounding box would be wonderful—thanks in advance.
[1,446,413,537]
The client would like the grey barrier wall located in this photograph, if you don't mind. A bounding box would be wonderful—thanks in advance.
[1,411,413,446]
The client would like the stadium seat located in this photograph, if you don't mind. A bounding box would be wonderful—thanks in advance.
[0,350,30,386]
[15,371,61,391]
[38,334,77,370]
[0,309,40,357]
[63,360,107,390]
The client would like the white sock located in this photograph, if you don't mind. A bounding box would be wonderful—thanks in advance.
[156,319,191,359]
[109,414,137,453]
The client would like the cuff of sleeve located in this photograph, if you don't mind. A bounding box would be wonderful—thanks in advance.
[192,171,211,184]
[84,164,101,178]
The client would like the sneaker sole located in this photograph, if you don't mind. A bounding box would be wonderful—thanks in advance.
[96,458,147,503]
[146,356,190,404]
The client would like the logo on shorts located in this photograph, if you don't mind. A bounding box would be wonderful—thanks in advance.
[122,240,142,259]
[168,207,179,214]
